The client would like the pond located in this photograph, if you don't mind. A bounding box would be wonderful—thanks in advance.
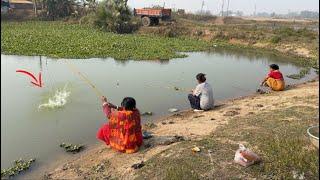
[1,50,317,178]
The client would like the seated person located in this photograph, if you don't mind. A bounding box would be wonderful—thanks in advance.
[97,96,143,153]
[188,73,214,111]
[260,64,285,91]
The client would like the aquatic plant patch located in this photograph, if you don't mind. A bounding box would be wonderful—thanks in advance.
[1,158,35,178]
[287,67,311,79]
[1,21,211,60]
[60,143,84,153]
[142,112,153,116]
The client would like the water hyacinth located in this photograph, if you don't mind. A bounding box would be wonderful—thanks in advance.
[287,67,310,79]
[1,158,36,178]
[142,112,153,116]
[60,143,84,153]
[1,21,210,60]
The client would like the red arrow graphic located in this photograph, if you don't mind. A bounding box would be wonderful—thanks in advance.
[16,70,43,88]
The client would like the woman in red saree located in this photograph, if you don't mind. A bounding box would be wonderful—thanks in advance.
[97,96,143,153]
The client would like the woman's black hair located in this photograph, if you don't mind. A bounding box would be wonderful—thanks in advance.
[196,73,206,83]
[121,97,136,111]
[269,64,279,70]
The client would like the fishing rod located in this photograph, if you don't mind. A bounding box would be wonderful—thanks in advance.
[64,60,104,98]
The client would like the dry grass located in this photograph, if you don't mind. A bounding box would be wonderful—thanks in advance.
[136,104,319,179]
[43,82,319,180]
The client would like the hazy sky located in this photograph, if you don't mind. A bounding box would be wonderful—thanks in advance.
[128,0,319,15]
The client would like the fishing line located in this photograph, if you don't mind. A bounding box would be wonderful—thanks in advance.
[42,56,55,90]
[147,83,224,105]
[147,83,189,92]
[64,60,104,98]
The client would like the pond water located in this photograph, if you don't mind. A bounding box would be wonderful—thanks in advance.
[1,50,317,178]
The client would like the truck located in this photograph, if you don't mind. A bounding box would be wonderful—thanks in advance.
[133,8,172,26]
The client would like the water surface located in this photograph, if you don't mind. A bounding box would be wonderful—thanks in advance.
[1,50,316,178]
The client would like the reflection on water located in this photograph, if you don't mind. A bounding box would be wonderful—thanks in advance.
[1,51,317,178]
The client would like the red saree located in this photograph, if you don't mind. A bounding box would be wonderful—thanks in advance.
[97,104,143,153]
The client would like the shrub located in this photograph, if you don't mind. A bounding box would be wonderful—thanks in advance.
[275,27,295,37]
[296,27,317,39]
[270,36,281,44]
[213,30,228,40]
[93,0,137,33]
[173,12,217,22]
[44,0,76,20]
[79,12,96,25]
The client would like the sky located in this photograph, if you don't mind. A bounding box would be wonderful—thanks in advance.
[127,0,319,15]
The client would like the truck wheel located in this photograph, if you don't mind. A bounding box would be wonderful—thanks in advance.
[142,16,151,26]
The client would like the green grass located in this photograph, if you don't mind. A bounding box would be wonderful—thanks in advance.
[136,104,319,179]
[1,21,318,68]
[1,21,212,60]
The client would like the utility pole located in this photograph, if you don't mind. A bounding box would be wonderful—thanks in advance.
[33,0,37,16]
[201,0,205,15]
[39,55,42,71]
[221,0,225,16]
[254,3,256,17]
[226,0,230,17]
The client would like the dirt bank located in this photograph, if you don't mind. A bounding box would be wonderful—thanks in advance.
[42,80,319,179]
[137,16,319,61]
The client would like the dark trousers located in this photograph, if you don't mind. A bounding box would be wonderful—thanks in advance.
[188,94,201,110]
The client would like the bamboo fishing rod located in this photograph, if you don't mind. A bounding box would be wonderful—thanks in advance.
[64,63,226,106]
[64,60,104,98]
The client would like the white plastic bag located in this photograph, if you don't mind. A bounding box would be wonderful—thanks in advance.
[234,144,261,167]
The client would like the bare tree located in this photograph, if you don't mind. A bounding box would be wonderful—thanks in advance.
[221,0,224,16]
[226,0,230,16]
[33,0,38,16]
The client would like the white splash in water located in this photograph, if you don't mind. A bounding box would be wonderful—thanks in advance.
[38,84,71,110]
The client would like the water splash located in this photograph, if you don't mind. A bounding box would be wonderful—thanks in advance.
[38,84,71,110]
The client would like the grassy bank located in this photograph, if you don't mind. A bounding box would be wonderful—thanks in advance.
[138,16,319,67]
[43,81,319,179]
[137,103,319,179]
[1,21,212,60]
[1,20,319,76]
